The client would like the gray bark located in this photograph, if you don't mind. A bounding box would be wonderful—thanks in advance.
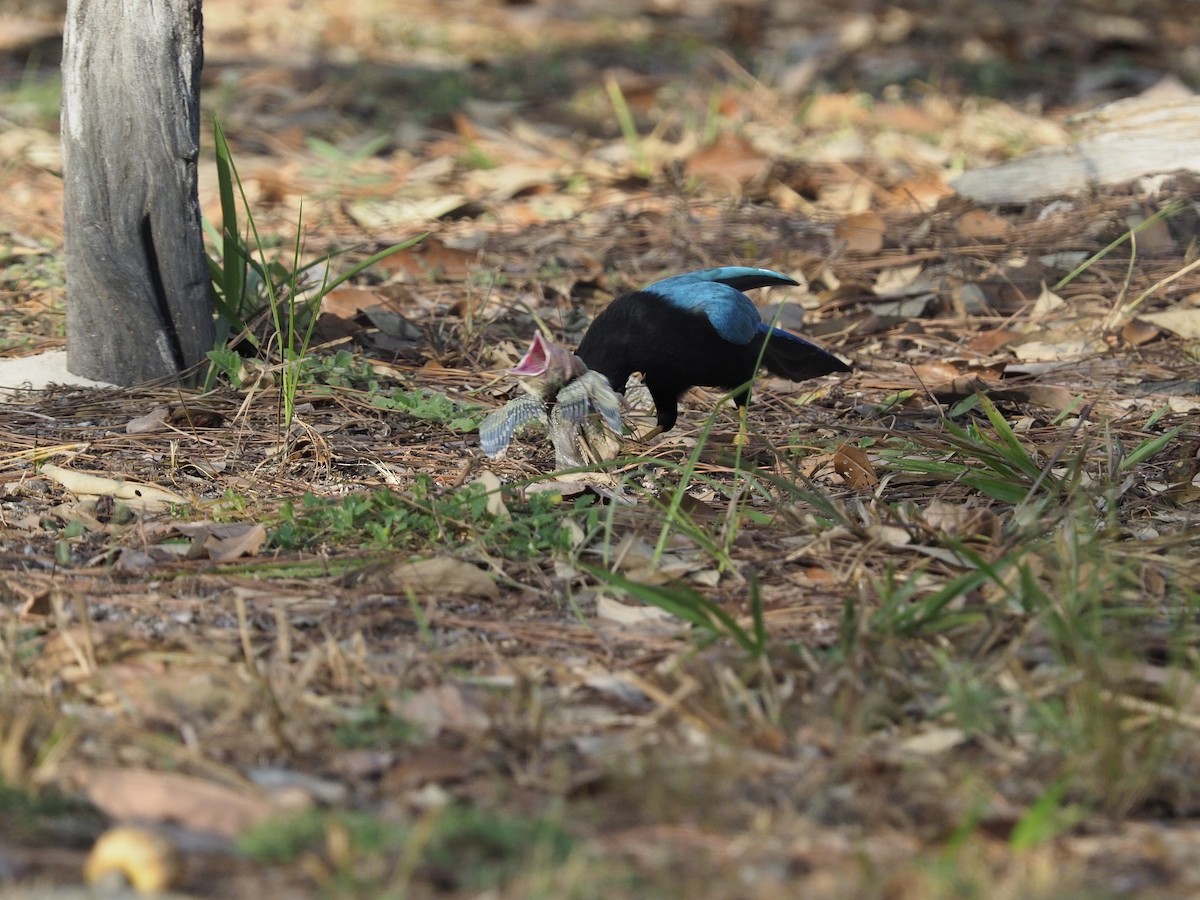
[61,0,213,384]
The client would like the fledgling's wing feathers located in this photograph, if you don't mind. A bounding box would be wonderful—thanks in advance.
[555,371,624,434]
[479,396,548,458]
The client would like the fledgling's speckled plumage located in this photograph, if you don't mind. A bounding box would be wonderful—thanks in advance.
[575,266,850,431]
[479,333,624,468]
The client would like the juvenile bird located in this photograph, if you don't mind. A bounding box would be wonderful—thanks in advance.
[575,266,850,434]
[479,333,624,468]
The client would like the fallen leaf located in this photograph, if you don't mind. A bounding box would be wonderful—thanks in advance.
[384,747,474,791]
[967,328,1019,355]
[321,286,390,319]
[1011,339,1106,361]
[888,172,954,212]
[867,524,911,547]
[373,237,477,282]
[991,383,1083,413]
[396,684,491,735]
[347,195,468,231]
[125,406,169,434]
[204,523,268,562]
[922,500,1001,541]
[833,443,879,489]
[1031,282,1066,317]
[955,208,1013,238]
[41,464,188,506]
[350,557,499,599]
[81,769,283,838]
[911,360,984,385]
[467,162,559,201]
[596,594,676,626]
[1123,318,1161,346]
[684,132,771,188]
[475,470,510,521]
[873,264,925,298]
[835,210,885,254]
[899,727,967,755]
[1127,211,1176,255]
[1138,308,1200,339]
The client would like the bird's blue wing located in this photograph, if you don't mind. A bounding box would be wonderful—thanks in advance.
[755,322,827,351]
[644,278,759,344]
[644,267,799,345]
[683,266,798,292]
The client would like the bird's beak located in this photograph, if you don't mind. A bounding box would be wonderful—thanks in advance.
[510,332,552,376]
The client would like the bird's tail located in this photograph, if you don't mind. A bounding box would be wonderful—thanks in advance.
[757,326,851,381]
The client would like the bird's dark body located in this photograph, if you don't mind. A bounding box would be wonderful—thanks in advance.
[575,267,849,432]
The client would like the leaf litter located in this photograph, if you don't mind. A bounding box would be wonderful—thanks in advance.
[1,0,1200,895]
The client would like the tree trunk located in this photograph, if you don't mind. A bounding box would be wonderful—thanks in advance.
[61,0,213,385]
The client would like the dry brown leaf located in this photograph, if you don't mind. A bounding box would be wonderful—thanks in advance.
[866,524,911,547]
[873,264,925,297]
[11,578,52,617]
[1011,338,1106,361]
[475,470,510,521]
[467,163,560,201]
[251,166,295,206]
[204,523,268,562]
[684,132,772,188]
[353,557,499,599]
[1127,211,1176,255]
[804,93,872,127]
[82,769,281,838]
[1137,308,1200,339]
[955,208,1013,239]
[1031,283,1066,317]
[834,211,885,254]
[911,360,987,386]
[40,464,188,506]
[347,195,467,231]
[875,103,944,137]
[991,383,1084,413]
[125,406,169,434]
[899,727,967,755]
[833,443,879,489]
[384,746,474,791]
[373,238,477,282]
[889,173,954,212]
[922,500,1001,541]
[596,594,676,627]
[396,684,491,735]
[321,286,390,319]
[967,328,1019,355]
[1123,318,1162,346]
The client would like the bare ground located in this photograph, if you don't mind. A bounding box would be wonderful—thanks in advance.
[2,0,1200,896]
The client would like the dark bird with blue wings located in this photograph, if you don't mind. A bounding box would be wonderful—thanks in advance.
[575,266,850,433]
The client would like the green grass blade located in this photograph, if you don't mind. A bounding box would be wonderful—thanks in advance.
[1117,425,1182,473]
[212,116,246,320]
[579,562,759,654]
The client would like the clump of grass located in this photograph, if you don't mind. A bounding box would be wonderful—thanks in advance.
[206,116,423,429]
[371,387,485,432]
[582,561,768,657]
[270,479,599,560]
[238,804,574,895]
[333,698,420,750]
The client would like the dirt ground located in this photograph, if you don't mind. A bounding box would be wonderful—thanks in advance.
[1,0,1200,896]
